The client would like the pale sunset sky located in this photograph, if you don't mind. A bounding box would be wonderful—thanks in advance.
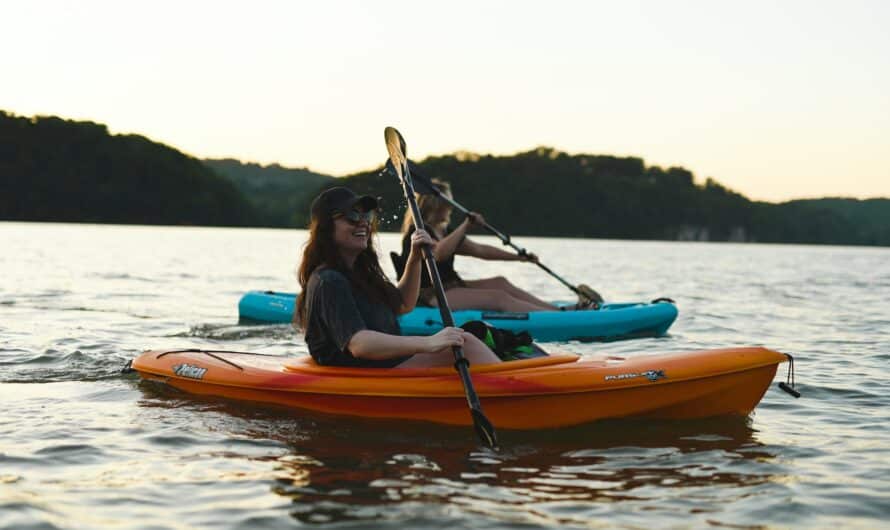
[3,0,888,201]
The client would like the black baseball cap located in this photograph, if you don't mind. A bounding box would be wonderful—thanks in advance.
[310,187,378,222]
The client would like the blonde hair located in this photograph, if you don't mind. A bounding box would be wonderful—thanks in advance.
[400,179,453,234]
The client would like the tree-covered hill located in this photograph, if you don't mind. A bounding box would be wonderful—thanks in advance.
[315,148,753,239]
[750,198,890,245]
[0,111,257,226]
[315,148,889,246]
[204,158,334,226]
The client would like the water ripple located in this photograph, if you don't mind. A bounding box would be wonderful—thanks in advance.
[1,224,888,530]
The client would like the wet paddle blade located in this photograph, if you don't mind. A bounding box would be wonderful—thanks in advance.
[471,408,499,449]
[384,127,407,180]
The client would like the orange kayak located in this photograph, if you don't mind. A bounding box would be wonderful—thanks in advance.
[131,347,788,429]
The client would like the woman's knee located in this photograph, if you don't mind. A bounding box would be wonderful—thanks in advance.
[491,275,511,288]
[462,333,501,364]
[490,291,515,311]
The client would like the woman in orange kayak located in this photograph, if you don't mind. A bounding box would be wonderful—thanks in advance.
[296,187,501,369]
[400,179,586,312]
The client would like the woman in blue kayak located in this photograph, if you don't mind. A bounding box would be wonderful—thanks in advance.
[296,187,501,369]
[399,179,580,312]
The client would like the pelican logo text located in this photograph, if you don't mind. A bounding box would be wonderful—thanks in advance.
[173,363,207,379]
[604,369,666,382]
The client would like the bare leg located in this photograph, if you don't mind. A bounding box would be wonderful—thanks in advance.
[396,333,501,368]
[431,287,554,312]
[464,276,558,309]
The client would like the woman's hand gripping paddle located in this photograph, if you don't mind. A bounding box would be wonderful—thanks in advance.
[384,126,498,449]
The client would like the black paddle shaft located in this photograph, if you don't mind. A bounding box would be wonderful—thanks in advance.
[385,128,497,449]
[406,163,587,298]
[402,169,497,447]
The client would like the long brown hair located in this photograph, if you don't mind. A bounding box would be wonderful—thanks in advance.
[295,214,402,328]
[400,179,452,234]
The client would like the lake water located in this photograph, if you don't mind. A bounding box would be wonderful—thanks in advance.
[1,222,888,529]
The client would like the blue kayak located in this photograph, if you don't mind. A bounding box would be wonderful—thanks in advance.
[238,290,678,343]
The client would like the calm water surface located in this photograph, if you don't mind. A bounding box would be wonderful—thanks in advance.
[1,222,888,529]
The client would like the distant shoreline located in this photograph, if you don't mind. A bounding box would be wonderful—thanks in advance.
[3,110,888,247]
[5,219,888,250]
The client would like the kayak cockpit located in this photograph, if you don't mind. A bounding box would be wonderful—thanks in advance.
[282,353,582,377]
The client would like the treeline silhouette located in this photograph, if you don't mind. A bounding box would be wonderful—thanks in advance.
[752,198,890,245]
[2,110,887,246]
[326,148,890,246]
[205,158,334,226]
[0,111,257,226]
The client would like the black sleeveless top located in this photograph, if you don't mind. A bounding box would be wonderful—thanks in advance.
[399,226,463,288]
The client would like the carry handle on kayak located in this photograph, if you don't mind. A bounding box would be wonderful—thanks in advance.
[385,126,498,450]
[384,159,603,306]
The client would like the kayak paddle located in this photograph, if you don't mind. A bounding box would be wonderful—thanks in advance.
[387,159,604,306]
[384,126,498,449]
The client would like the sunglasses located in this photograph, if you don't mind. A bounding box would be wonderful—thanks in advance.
[333,208,377,225]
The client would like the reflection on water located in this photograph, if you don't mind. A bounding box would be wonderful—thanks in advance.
[137,381,785,527]
[273,421,781,527]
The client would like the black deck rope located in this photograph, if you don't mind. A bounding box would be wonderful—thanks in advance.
[155,348,281,358]
[155,348,249,371]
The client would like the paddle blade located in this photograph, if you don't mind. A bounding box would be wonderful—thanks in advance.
[577,284,604,304]
[384,127,407,181]
[471,408,499,449]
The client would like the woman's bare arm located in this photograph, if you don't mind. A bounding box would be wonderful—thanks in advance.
[347,327,466,360]
[396,229,433,314]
